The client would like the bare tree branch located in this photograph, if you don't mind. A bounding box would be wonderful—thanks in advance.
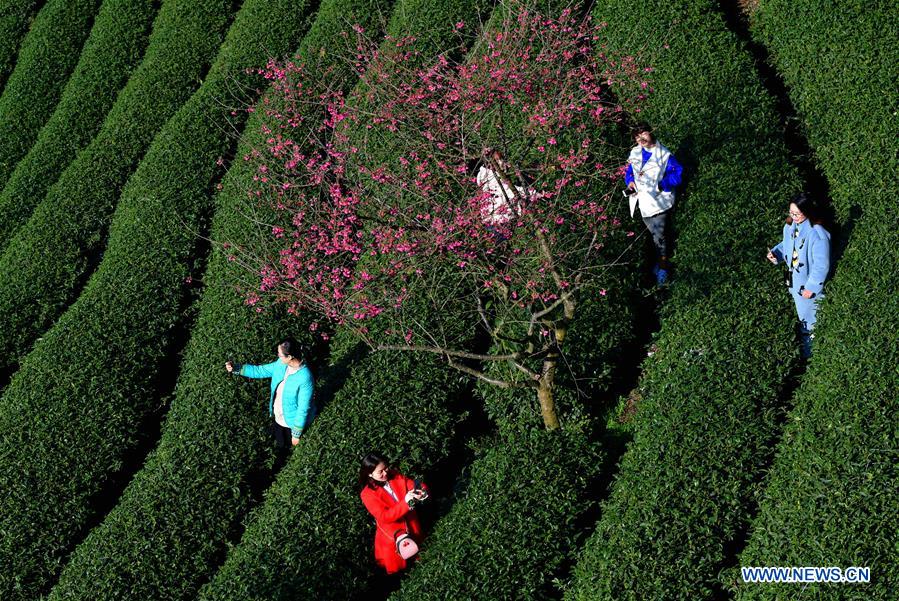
[374,344,523,362]
[446,357,534,389]
[512,360,539,380]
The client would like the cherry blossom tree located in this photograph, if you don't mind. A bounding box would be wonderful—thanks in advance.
[226,1,650,429]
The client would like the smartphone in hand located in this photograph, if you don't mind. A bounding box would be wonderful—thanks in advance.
[413,479,428,500]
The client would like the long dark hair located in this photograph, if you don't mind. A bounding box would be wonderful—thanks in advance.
[358,452,393,491]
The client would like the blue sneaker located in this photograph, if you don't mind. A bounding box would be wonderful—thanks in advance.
[655,267,669,286]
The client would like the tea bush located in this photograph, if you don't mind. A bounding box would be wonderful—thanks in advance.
[0,0,156,246]
[0,0,101,189]
[0,0,319,596]
[0,0,41,94]
[733,2,898,598]
[393,426,601,600]
[567,0,802,598]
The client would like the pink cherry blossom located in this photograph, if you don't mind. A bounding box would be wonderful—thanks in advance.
[224,2,649,412]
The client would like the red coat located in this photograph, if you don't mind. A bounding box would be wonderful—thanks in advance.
[360,473,425,574]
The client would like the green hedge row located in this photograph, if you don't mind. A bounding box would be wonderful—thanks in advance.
[0,0,41,96]
[0,0,233,370]
[566,0,804,599]
[0,0,322,597]
[45,2,397,599]
[0,0,156,247]
[733,2,898,599]
[752,0,896,222]
[0,0,102,190]
[391,162,641,597]
[197,329,469,601]
[391,277,640,598]
[394,427,601,600]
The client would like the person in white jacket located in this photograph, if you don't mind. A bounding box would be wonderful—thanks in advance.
[476,148,527,228]
[624,123,683,285]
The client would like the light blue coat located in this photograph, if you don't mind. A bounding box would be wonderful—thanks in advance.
[771,219,831,330]
[237,359,315,438]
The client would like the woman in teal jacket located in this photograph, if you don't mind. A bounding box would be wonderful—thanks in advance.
[225,338,315,447]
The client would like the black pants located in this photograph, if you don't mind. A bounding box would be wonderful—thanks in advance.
[642,209,671,258]
[268,421,293,448]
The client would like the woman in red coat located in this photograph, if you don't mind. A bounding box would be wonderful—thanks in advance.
[358,452,428,574]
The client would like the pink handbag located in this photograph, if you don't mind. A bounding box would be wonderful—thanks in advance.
[394,531,419,559]
[377,524,420,560]
[376,480,421,560]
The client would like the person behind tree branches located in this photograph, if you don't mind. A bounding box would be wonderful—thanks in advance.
[767,192,831,358]
[624,122,683,285]
[476,147,526,230]
[476,147,543,244]
[225,337,315,447]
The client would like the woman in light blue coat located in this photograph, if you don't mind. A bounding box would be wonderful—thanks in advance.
[767,193,831,357]
[225,337,315,447]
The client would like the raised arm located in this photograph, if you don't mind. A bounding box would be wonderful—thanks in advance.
[236,359,280,379]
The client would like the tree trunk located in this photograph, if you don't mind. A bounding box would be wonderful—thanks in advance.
[536,324,566,430]
[536,370,560,430]
[537,334,564,430]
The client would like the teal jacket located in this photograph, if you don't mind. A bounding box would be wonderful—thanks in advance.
[236,359,314,438]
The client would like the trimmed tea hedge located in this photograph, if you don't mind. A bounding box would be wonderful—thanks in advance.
[0,0,41,95]
[0,0,156,247]
[0,0,102,190]
[0,0,320,597]
[197,329,469,601]
[732,2,899,599]
[45,2,396,600]
[0,0,233,370]
[566,0,804,599]
[751,0,896,222]
[392,276,639,598]
[392,427,601,600]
